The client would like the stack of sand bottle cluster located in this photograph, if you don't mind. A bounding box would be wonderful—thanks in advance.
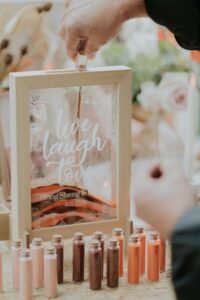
[0,227,166,299]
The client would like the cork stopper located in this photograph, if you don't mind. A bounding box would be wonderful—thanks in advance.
[90,239,100,248]
[109,237,118,247]
[150,232,159,240]
[112,228,123,237]
[73,232,83,240]
[135,226,144,234]
[93,231,103,241]
[32,238,43,247]
[45,246,56,255]
[13,239,22,248]
[52,234,63,243]
[21,249,31,258]
[129,234,139,243]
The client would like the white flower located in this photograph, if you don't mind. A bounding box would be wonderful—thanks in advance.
[158,72,189,112]
[120,19,159,60]
[137,81,159,112]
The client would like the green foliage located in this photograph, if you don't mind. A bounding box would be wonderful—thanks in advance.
[102,38,192,103]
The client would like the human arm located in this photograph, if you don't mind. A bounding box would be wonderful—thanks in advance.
[172,208,200,300]
[59,0,147,60]
[60,0,200,61]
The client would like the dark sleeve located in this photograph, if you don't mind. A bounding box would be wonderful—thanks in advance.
[171,207,200,300]
[144,0,200,50]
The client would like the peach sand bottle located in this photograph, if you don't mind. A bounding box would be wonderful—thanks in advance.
[128,234,141,284]
[44,246,57,298]
[11,239,22,290]
[160,236,166,273]
[31,238,44,289]
[112,228,124,277]
[0,246,2,293]
[136,226,146,275]
[19,249,33,300]
[147,232,160,282]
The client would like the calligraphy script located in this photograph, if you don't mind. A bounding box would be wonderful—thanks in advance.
[42,110,106,185]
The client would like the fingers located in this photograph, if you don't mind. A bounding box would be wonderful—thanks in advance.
[60,31,81,61]
[83,40,99,60]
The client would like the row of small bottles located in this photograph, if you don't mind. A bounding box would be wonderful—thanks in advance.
[0,227,166,299]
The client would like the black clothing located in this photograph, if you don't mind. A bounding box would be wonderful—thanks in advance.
[145,0,200,50]
[172,208,200,300]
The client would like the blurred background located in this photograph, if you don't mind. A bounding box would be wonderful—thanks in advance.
[0,0,200,221]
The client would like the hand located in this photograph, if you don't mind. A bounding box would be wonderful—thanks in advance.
[133,159,195,238]
[59,0,147,61]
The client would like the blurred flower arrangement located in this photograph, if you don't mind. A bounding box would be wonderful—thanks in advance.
[101,18,200,159]
[102,18,193,103]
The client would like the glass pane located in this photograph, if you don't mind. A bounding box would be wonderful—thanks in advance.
[30,85,118,229]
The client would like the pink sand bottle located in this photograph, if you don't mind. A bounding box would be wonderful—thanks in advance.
[44,246,57,298]
[19,249,33,300]
[11,239,22,290]
[31,238,44,289]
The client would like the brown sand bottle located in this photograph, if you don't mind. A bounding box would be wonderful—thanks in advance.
[128,234,141,284]
[148,232,160,282]
[88,239,102,290]
[44,246,58,298]
[107,238,119,288]
[92,231,104,278]
[11,239,22,290]
[135,226,146,275]
[52,234,64,284]
[31,238,44,289]
[112,228,124,277]
[19,249,33,300]
[73,232,85,282]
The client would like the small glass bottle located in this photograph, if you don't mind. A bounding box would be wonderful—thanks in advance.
[0,245,2,293]
[112,228,124,277]
[31,238,44,289]
[136,226,146,274]
[11,239,22,290]
[107,238,119,288]
[88,239,102,290]
[92,231,104,278]
[160,236,166,273]
[19,249,33,300]
[52,234,64,284]
[148,232,160,282]
[44,246,57,298]
[73,232,85,282]
[128,234,141,284]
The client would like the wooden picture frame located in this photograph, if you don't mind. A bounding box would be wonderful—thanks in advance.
[9,66,132,244]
